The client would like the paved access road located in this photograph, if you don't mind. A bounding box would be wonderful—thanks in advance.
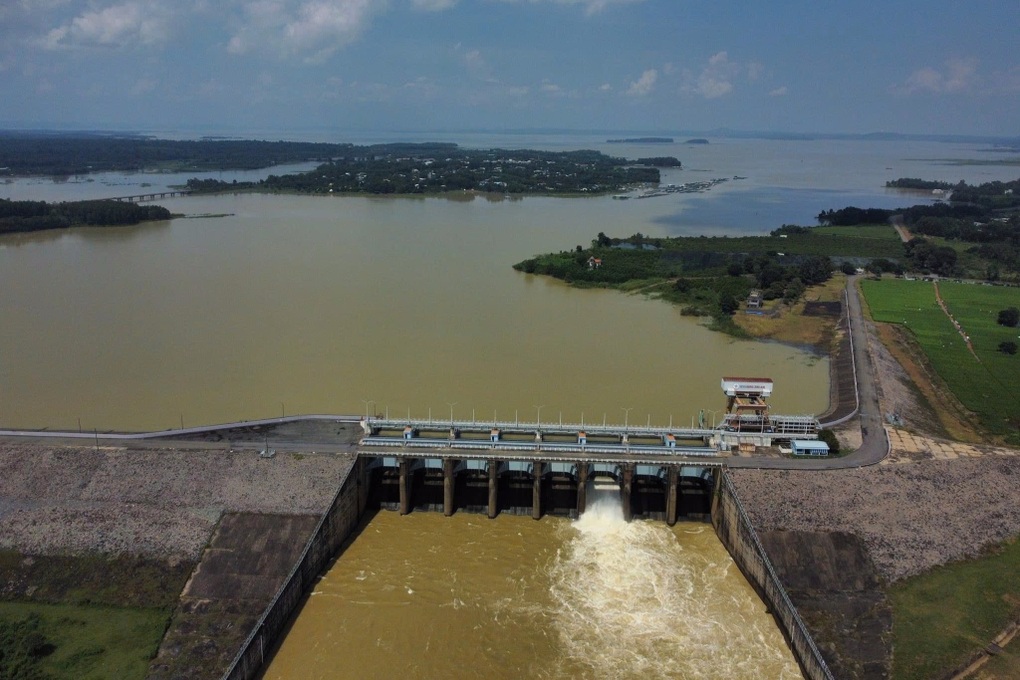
[728,275,888,470]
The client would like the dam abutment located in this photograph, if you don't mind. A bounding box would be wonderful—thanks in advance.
[712,470,835,680]
[221,457,371,680]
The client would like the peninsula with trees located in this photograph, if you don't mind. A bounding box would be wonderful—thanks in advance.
[514,176,1020,335]
[186,145,667,195]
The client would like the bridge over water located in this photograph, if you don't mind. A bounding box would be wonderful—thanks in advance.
[107,190,192,202]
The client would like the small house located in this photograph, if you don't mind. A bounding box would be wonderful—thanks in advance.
[791,439,830,456]
[746,289,763,309]
[587,256,602,269]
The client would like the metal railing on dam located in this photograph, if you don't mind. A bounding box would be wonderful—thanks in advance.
[360,436,719,458]
[713,472,835,680]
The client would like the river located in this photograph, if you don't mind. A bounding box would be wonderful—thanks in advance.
[265,499,803,680]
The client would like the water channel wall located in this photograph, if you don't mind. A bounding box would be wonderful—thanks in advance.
[220,458,831,680]
[712,470,835,680]
[221,457,370,680]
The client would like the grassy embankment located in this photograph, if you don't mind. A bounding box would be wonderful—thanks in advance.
[0,551,191,680]
[890,537,1020,680]
[860,278,1020,444]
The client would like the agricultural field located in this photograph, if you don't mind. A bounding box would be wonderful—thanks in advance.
[861,278,1020,442]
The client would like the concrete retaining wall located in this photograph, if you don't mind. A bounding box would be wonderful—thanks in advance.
[712,471,835,680]
[221,457,370,680]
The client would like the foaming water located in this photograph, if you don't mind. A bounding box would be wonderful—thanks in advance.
[547,491,801,680]
[267,511,800,679]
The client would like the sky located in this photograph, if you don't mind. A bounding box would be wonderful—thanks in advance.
[1,0,1018,138]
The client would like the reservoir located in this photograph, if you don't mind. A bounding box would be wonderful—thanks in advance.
[1,172,838,432]
[4,135,1013,431]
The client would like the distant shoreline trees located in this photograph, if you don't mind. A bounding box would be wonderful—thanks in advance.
[0,198,171,234]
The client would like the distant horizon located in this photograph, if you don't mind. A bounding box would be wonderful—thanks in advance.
[2,125,1018,147]
[2,2,1016,140]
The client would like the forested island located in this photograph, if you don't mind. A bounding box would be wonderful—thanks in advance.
[607,137,673,143]
[0,198,172,234]
[186,146,662,195]
[0,135,667,196]
[0,132,357,176]
[514,176,1020,333]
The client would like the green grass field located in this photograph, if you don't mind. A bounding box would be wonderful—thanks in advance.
[890,537,1020,680]
[861,278,1020,441]
[0,601,168,680]
[812,223,902,242]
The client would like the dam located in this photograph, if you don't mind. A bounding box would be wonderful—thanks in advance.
[222,448,831,680]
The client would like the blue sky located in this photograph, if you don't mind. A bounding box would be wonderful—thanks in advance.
[1,0,1017,137]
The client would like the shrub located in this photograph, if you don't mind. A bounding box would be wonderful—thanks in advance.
[997,307,1019,328]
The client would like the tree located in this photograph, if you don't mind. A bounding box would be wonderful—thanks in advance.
[783,278,806,303]
[719,295,739,315]
[817,429,840,454]
[840,262,857,275]
[999,341,1018,355]
[997,307,1019,328]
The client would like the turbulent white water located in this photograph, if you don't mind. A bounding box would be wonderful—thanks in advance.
[546,489,801,680]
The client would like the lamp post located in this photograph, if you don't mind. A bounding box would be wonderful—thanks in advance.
[447,402,457,426]
[621,406,633,431]
[533,404,544,426]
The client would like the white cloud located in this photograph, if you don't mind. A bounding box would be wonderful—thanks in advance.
[41,1,172,49]
[901,57,979,94]
[682,51,742,99]
[626,68,657,96]
[769,86,788,97]
[228,0,382,60]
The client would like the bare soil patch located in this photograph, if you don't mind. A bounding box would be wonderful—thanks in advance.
[873,322,985,442]
[733,276,846,350]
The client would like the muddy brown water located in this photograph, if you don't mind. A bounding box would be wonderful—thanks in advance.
[0,192,827,431]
